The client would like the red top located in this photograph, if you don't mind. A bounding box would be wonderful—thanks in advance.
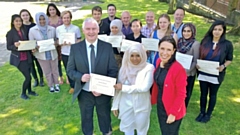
[17,30,27,61]
[151,59,187,120]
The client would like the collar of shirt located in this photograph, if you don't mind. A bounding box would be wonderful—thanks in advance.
[85,39,98,56]
[64,24,73,31]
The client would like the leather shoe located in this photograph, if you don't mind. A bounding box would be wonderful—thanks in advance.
[21,94,30,100]
[195,113,205,122]
[28,91,38,96]
[201,115,211,123]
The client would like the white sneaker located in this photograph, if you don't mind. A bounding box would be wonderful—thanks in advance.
[55,84,60,93]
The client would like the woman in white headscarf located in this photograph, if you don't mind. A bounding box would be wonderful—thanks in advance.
[110,19,125,68]
[112,44,154,135]
[29,12,60,93]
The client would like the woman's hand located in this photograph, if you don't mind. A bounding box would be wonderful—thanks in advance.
[112,110,118,117]
[217,65,225,72]
[166,114,176,124]
[196,64,200,69]
[14,42,20,47]
[114,83,122,90]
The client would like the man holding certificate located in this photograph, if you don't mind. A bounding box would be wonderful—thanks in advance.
[67,18,118,135]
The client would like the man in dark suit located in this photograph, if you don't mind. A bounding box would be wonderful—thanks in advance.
[67,18,118,135]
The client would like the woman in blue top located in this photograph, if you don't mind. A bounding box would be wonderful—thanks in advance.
[195,20,233,123]
[150,14,178,67]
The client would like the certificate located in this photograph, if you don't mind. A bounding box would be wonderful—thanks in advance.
[59,33,75,45]
[89,73,116,96]
[98,34,108,41]
[37,38,56,53]
[106,36,122,48]
[176,52,193,70]
[141,38,159,51]
[18,40,36,51]
[120,39,139,52]
[197,59,219,75]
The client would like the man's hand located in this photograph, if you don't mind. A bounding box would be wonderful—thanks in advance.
[81,74,90,82]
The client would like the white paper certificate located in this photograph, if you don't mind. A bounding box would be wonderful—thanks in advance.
[176,52,193,70]
[59,33,75,45]
[89,73,116,96]
[18,40,36,51]
[37,38,55,53]
[98,34,108,41]
[121,39,139,52]
[197,59,219,75]
[106,36,122,48]
[141,38,159,51]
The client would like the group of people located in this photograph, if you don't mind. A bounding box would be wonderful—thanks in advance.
[6,3,233,135]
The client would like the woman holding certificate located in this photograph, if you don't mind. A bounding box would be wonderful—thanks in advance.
[177,23,200,107]
[112,44,154,135]
[110,19,125,68]
[125,19,146,43]
[29,12,60,93]
[149,14,178,67]
[151,36,187,135]
[195,20,233,123]
[56,10,81,94]
[20,9,44,87]
[46,3,65,85]
[6,14,38,100]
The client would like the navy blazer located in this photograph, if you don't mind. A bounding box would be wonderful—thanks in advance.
[6,28,32,67]
[67,39,118,102]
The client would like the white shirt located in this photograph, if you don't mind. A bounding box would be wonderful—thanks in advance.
[82,39,98,91]
[56,24,81,55]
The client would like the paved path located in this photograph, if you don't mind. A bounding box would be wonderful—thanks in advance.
[0,1,101,66]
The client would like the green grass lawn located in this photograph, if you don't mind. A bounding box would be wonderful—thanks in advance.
[1,0,240,135]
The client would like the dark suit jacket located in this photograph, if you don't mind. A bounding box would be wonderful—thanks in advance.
[6,28,32,67]
[67,39,118,102]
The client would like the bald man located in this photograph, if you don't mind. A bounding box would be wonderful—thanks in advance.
[121,11,132,36]
[141,11,157,38]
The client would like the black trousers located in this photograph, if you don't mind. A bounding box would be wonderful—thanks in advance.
[78,90,112,135]
[58,60,63,77]
[62,54,74,88]
[31,55,43,79]
[185,75,196,107]
[199,80,221,115]
[17,60,32,95]
[157,103,182,135]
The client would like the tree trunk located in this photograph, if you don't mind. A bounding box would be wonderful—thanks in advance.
[227,0,240,35]
[167,0,175,14]
[189,0,194,9]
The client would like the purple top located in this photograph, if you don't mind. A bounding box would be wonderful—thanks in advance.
[121,25,132,36]
[48,17,63,28]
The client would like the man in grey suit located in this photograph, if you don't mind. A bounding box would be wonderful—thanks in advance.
[67,18,118,135]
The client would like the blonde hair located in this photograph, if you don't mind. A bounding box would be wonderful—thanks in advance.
[61,10,72,19]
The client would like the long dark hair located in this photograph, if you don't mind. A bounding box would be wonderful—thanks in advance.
[19,9,34,23]
[11,14,24,29]
[158,36,177,69]
[200,20,226,59]
[46,3,61,17]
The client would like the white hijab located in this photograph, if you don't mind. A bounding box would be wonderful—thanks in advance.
[110,19,124,36]
[118,44,147,85]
